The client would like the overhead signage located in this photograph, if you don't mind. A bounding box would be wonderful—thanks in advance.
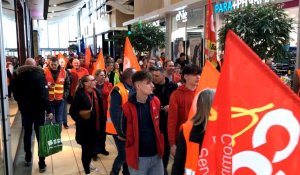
[176,9,188,22]
[215,0,274,14]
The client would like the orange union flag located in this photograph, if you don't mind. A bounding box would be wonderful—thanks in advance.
[188,60,220,119]
[197,30,300,175]
[92,49,105,76]
[85,47,92,69]
[123,37,141,71]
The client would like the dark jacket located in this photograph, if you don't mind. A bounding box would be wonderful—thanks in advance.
[175,58,189,69]
[153,78,178,133]
[13,65,51,117]
[123,95,164,170]
[69,88,104,145]
[171,124,205,175]
[110,81,134,138]
[107,71,115,85]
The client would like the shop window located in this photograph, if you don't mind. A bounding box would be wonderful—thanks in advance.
[171,7,205,66]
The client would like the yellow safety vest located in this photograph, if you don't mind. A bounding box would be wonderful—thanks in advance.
[44,68,66,101]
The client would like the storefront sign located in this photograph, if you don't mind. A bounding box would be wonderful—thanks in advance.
[215,0,274,14]
[176,10,188,22]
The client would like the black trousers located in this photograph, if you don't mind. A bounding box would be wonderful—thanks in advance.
[23,114,46,168]
[93,114,107,155]
[159,111,170,174]
[162,130,170,171]
[81,138,96,174]
[99,116,107,151]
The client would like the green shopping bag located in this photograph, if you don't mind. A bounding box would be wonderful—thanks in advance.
[38,123,62,157]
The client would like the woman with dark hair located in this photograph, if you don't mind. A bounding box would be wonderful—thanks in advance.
[171,89,215,175]
[69,75,104,175]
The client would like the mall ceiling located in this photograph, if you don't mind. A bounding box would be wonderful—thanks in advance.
[0,0,297,23]
[1,0,134,21]
[47,0,133,22]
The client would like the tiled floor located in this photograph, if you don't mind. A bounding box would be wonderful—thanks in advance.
[31,116,173,175]
[9,99,18,125]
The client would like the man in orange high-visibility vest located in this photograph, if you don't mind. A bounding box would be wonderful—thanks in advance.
[107,68,136,175]
[44,57,70,127]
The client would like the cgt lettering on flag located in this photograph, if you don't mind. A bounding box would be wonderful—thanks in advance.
[200,103,300,174]
[233,107,300,174]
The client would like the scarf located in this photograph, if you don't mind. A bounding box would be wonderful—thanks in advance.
[84,89,100,131]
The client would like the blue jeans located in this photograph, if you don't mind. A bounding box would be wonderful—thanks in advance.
[128,154,164,175]
[50,100,64,125]
[111,135,130,175]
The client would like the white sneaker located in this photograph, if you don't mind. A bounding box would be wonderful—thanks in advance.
[89,163,99,172]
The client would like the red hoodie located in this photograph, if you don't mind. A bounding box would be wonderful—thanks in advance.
[70,67,89,97]
[168,85,196,146]
[100,81,113,115]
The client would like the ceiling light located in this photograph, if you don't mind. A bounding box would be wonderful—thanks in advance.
[50,16,53,18]
[52,11,54,13]
[53,4,57,7]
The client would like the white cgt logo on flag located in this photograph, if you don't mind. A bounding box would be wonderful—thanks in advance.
[124,56,131,69]
[233,108,300,175]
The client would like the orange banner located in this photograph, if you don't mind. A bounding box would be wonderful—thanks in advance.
[123,37,141,71]
[85,47,92,69]
[92,49,105,76]
[197,30,300,174]
[57,52,63,59]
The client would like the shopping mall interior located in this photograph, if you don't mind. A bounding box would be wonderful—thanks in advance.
[0,0,299,174]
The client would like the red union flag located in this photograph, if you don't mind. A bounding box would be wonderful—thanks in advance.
[205,0,217,66]
[123,37,141,71]
[197,30,300,175]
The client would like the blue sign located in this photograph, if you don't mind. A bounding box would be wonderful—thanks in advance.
[215,0,274,14]
[215,1,233,13]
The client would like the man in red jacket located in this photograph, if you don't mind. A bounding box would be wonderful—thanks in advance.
[168,64,201,157]
[123,71,164,175]
[69,58,89,100]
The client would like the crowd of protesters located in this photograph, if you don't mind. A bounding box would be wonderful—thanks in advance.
[9,51,216,175]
